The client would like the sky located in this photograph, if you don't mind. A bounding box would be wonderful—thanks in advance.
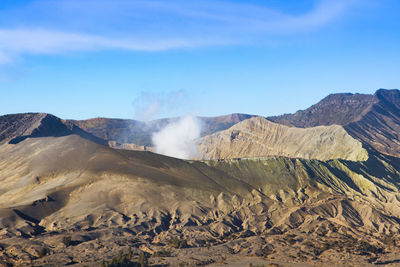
[0,0,399,120]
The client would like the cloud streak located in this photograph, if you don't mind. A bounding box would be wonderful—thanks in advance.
[0,29,206,54]
[0,0,357,63]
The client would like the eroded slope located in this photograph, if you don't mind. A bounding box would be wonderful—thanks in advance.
[197,117,367,161]
[345,89,400,157]
[269,89,400,158]
[0,132,400,265]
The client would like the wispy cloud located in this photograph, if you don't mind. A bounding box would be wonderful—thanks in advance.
[0,51,11,64]
[0,29,210,54]
[0,0,357,63]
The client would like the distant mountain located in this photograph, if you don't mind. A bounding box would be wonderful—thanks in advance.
[268,93,377,127]
[65,113,256,147]
[0,113,107,146]
[64,89,400,158]
[269,89,400,157]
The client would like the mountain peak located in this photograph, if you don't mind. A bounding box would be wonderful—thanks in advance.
[374,88,400,109]
[267,89,400,157]
[375,88,400,95]
[268,91,377,128]
[0,112,107,145]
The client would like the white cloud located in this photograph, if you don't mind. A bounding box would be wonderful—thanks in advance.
[0,0,357,63]
[273,0,355,32]
[0,29,203,54]
[151,0,355,33]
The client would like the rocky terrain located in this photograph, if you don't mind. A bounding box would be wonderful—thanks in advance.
[0,89,400,266]
[269,89,400,158]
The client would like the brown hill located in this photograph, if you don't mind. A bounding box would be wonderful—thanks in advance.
[268,93,377,127]
[197,117,368,161]
[0,113,107,146]
[269,89,400,157]
[65,113,256,147]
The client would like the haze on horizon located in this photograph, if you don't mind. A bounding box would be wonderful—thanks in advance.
[0,0,399,120]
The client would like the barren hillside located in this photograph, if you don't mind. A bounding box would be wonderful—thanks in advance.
[197,117,367,161]
[269,89,400,157]
[1,113,400,265]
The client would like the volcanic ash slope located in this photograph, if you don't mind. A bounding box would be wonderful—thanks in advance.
[1,112,400,266]
[1,132,400,237]
[197,117,368,161]
[1,133,400,265]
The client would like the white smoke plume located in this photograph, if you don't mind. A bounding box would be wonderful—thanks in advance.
[152,116,202,160]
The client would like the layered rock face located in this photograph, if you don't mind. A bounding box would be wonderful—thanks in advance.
[197,117,368,161]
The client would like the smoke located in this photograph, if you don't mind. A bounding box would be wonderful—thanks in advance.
[152,116,202,159]
[133,90,187,121]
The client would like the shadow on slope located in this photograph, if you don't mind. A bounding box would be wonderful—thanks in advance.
[0,113,107,146]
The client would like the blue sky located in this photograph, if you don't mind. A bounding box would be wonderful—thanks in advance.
[0,0,399,120]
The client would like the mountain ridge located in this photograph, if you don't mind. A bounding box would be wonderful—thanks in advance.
[268,92,378,127]
[268,89,400,157]
[0,113,107,146]
[65,113,256,147]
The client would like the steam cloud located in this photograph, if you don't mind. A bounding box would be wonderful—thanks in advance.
[152,116,202,160]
